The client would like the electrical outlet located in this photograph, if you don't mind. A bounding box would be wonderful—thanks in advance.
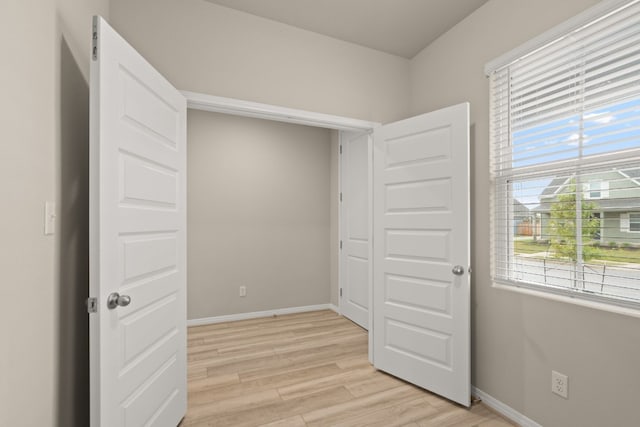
[239,286,247,297]
[552,370,568,399]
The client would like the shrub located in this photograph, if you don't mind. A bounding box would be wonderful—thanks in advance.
[608,241,618,249]
[548,186,600,262]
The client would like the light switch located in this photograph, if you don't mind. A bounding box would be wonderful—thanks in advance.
[44,202,56,235]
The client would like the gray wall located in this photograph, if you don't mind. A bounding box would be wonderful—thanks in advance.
[410,1,640,426]
[602,212,639,245]
[1,0,109,426]
[187,111,333,318]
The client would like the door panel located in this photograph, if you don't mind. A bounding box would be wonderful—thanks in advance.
[90,16,187,427]
[340,131,371,329]
[373,104,470,407]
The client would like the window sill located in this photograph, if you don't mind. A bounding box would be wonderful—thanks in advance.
[492,281,640,319]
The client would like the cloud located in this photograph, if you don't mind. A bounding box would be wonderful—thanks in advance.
[565,132,590,146]
[566,133,580,146]
[585,111,614,124]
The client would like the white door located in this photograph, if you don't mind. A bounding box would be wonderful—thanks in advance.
[339,131,372,329]
[89,16,187,426]
[372,103,470,406]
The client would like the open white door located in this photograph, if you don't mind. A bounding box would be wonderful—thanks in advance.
[339,131,372,329]
[372,103,470,406]
[89,16,187,426]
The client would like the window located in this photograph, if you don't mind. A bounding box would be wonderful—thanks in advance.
[487,0,640,308]
[631,213,640,232]
[585,180,610,199]
[589,181,602,199]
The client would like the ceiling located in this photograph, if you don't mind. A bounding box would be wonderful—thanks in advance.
[203,0,488,59]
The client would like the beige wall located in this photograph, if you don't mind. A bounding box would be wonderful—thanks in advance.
[187,111,333,318]
[109,0,410,124]
[1,0,108,426]
[1,2,57,425]
[410,1,640,426]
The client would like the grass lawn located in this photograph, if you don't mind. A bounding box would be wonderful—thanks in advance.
[593,247,640,264]
[514,239,640,264]
[514,240,551,254]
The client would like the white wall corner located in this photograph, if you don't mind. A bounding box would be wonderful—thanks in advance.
[471,386,543,427]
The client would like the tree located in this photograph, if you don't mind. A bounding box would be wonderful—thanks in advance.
[548,182,600,262]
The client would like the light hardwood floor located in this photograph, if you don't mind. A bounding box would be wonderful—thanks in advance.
[181,310,514,427]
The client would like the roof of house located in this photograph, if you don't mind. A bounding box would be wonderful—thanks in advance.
[534,167,640,212]
[539,176,570,198]
[626,169,640,178]
[513,199,531,217]
[539,168,640,200]
[534,197,640,212]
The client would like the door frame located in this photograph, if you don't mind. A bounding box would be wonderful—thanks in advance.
[181,90,379,362]
[182,90,378,131]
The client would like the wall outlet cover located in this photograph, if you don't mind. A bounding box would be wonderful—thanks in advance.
[552,370,568,399]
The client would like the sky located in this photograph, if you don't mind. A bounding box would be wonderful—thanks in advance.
[510,97,640,208]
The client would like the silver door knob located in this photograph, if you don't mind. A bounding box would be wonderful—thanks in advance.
[107,292,131,309]
[452,265,465,276]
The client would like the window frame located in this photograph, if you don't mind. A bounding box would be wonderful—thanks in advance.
[588,180,602,200]
[486,0,640,313]
[630,213,640,232]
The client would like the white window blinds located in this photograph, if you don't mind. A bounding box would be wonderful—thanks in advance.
[489,0,640,307]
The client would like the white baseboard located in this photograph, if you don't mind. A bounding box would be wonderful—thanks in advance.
[472,386,542,427]
[328,303,339,313]
[187,303,337,326]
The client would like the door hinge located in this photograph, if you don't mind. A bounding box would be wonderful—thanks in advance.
[92,18,98,61]
[340,192,343,202]
[339,145,342,154]
[87,297,98,314]
[340,288,343,297]
[340,240,343,250]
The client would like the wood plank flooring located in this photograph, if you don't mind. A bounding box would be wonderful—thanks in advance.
[181,310,514,427]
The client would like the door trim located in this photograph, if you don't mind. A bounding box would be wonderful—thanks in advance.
[182,89,380,363]
[181,90,380,131]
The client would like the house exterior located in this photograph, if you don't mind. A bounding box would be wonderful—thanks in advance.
[534,167,640,246]
[513,199,534,236]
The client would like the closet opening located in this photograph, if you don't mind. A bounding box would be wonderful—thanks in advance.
[182,92,376,351]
